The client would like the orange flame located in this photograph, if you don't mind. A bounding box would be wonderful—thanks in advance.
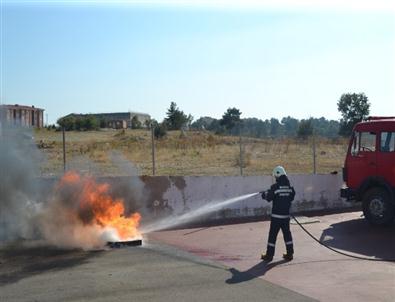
[59,171,141,240]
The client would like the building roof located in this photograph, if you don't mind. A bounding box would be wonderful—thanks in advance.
[0,104,44,111]
[62,111,150,120]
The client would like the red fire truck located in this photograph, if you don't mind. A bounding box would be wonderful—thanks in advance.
[340,117,395,225]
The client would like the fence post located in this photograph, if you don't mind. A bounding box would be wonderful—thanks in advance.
[151,124,156,176]
[62,127,66,173]
[239,127,243,176]
[312,131,316,174]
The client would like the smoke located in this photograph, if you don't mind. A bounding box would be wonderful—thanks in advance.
[0,120,43,241]
[0,114,146,250]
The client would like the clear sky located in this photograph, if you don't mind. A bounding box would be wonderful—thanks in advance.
[1,0,394,124]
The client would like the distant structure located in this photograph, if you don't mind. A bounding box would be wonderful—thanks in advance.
[62,111,151,129]
[0,104,45,128]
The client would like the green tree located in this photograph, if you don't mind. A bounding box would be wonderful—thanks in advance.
[165,102,191,130]
[57,115,75,131]
[191,116,216,130]
[82,115,99,130]
[281,116,298,137]
[337,93,370,136]
[154,122,167,139]
[220,108,242,131]
[131,116,142,129]
[269,118,281,137]
[297,119,313,138]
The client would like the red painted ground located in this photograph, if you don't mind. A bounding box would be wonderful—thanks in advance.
[147,211,395,302]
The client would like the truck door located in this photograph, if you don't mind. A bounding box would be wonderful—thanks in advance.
[347,131,378,188]
[378,132,395,187]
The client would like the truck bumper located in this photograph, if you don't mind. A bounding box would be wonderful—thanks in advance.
[340,187,355,201]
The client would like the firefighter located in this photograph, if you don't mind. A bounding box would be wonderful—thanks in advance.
[261,166,295,262]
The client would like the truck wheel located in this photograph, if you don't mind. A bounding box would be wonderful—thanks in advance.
[362,188,395,225]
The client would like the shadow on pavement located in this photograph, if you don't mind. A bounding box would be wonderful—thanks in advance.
[319,217,395,260]
[0,242,103,286]
[226,259,288,284]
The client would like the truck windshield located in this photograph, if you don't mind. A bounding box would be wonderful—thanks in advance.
[380,132,395,152]
[351,131,376,155]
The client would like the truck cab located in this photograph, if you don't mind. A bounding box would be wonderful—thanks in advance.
[341,117,395,225]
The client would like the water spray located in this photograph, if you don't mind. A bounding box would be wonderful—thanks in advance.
[141,192,260,234]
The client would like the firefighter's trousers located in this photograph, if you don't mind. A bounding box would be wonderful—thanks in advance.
[266,216,294,256]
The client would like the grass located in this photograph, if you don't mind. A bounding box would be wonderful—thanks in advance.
[34,128,349,176]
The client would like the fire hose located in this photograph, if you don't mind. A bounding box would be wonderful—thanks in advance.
[260,190,395,262]
[290,214,395,262]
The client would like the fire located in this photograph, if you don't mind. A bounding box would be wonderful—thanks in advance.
[58,171,141,241]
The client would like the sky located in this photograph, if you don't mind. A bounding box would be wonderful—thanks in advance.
[1,0,394,124]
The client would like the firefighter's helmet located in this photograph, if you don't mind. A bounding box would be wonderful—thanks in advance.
[272,166,286,178]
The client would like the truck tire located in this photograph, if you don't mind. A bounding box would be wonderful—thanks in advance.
[362,187,395,225]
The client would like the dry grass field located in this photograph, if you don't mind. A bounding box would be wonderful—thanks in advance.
[34,128,349,176]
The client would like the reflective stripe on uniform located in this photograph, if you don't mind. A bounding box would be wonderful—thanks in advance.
[271,214,290,219]
[285,241,293,245]
[267,243,275,247]
[274,188,293,194]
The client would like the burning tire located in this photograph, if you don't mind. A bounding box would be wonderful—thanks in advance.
[362,187,395,226]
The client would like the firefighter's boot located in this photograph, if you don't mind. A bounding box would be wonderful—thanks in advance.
[261,253,273,262]
[282,253,293,261]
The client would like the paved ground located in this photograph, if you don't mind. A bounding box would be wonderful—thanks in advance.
[148,211,395,302]
[0,241,314,302]
[1,211,393,302]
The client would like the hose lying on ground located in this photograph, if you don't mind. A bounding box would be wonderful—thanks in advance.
[291,215,395,262]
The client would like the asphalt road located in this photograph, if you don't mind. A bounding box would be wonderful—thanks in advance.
[0,242,315,302]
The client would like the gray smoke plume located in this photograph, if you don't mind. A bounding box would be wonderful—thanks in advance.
[0,121,43,241]
[0,114,146,249]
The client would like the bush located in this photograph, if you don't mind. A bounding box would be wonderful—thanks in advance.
[154,123,167,139]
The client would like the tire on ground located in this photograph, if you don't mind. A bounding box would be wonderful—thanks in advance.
[362,187,395,226]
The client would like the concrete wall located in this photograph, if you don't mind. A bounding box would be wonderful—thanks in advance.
[144,174,351,221]
[38,174,351,224]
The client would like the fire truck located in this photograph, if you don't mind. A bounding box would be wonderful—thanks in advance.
[340,117,395,225]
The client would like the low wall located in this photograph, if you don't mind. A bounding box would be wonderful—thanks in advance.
[144,174,351,221]
[38,174,352,223]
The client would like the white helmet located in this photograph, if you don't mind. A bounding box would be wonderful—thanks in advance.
[272,166,286,178]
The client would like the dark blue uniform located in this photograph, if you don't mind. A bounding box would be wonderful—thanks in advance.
[262,175,295,258]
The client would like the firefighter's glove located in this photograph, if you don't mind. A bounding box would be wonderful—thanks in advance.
[261,191,267,200]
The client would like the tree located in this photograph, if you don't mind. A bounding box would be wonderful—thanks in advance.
[154,122,167,139]
[144,118,152,128]
[191,116,216,130]
[269,118,281,137]
[82,115,99,130]
[337,93,370,136]
[165,102,191,130]
[131,116,142,129]
[281,116,299,137]
[220,108,242,132]
[57,115,75,131]
[57,115,99,131]
[297,119,313,138]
